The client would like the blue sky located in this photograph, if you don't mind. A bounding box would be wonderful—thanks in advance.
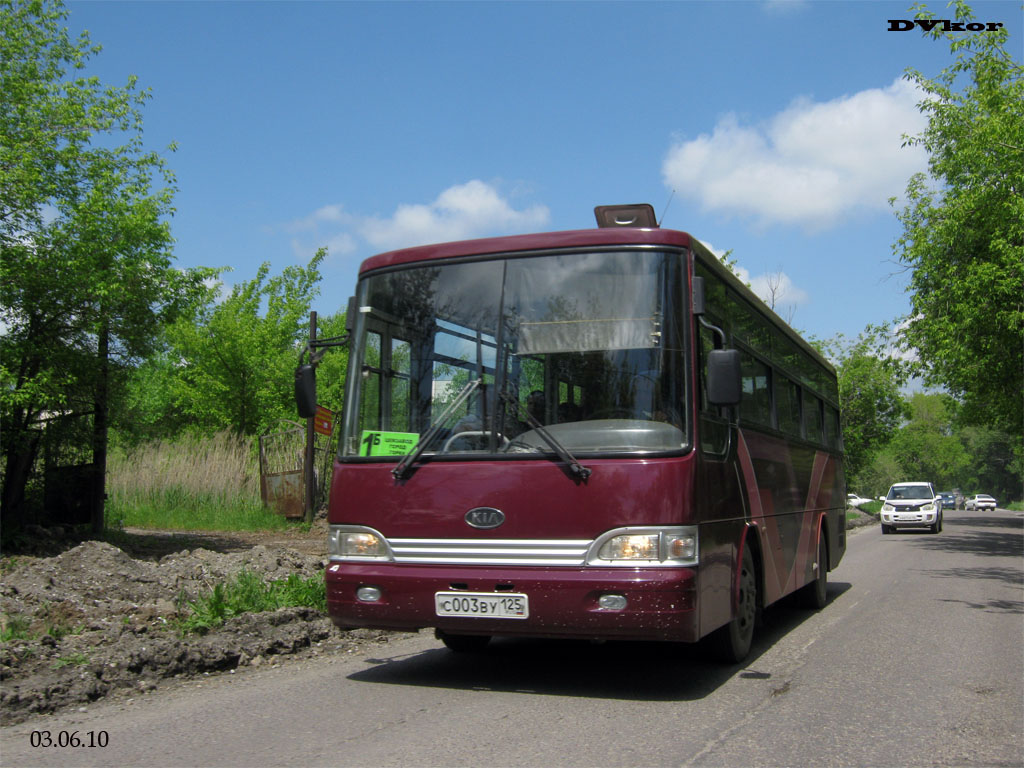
[64,0,1023,346]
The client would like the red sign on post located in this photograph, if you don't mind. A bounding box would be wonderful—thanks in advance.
[313,405,334,436]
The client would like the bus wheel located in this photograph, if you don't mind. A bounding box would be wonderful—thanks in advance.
[709,545,757,664]
[436,630,490,653]
[799,531,828,610]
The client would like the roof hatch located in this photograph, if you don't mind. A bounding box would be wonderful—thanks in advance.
[594,204,658,229]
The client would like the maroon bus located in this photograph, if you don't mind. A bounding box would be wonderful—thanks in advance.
[298,204,846,662]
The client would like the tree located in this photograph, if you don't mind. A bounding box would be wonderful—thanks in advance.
[166,252,326,437]
[0,0,211,532]
[856,448,903,500]
[957,424,1021,501]
[893,1,1024,437]
[857,392,1023,501]
[815,326,909,485]
[886,393,971,490]
[760,269,797,326]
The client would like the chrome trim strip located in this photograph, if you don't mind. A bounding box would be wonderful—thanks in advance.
[327,524,700,568]
[387,538,591,566]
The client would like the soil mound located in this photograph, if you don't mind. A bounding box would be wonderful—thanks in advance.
[0,538,395,725]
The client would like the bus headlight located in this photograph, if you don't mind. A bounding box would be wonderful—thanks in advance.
[599,534,659,561]
[328,525,394,561]
[587,527,698,567]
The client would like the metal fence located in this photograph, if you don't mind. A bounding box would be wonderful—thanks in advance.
[258,421,334,518]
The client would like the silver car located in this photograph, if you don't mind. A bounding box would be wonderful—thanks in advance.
[964,494,997,511]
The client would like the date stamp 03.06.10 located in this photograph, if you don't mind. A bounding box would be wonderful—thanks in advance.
[27,730,109,749]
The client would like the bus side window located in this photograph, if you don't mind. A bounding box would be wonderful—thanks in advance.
[390,337,411,432]
[825,405,843,451]
[360,331,383,430]
[739,350,772,427]
[804,392,823,445]
[775,374,802,437]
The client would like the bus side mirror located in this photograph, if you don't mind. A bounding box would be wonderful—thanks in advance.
[295,364,317,419]
[345,295,356,334]
[707,349,741,406]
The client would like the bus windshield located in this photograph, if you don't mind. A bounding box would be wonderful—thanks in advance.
[341,249,689,459]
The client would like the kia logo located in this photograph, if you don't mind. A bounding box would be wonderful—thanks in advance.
[465,507,504,529]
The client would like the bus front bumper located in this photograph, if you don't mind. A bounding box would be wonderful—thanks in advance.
[325,562,700,643]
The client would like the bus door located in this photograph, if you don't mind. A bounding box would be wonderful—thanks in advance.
[358,311,413,436]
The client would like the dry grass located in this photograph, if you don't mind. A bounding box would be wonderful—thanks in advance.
[106,432,293,532]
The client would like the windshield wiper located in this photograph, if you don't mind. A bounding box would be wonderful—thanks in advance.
[499,391,592,481]
[392,379,481,480]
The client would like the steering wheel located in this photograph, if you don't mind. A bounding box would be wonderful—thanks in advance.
[441,431,510,452]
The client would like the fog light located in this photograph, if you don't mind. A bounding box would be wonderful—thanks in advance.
[356,586,382,602]
[598,594,628,611]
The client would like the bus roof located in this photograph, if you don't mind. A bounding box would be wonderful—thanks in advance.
[359,227,695,274]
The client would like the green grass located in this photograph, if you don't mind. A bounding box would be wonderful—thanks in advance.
[106,432,299,532]
[106,497,296,533]
[52,653,89,669]
[0,614,33,643]
[1006,501,1023,512]
[176,569,326,635]
[0,607,83,644]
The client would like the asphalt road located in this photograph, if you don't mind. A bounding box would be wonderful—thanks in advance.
[3,508,1021,768]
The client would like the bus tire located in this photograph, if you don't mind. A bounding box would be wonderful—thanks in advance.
[709,544,757,664]
[799,530,828,610]
[436,630,490,653]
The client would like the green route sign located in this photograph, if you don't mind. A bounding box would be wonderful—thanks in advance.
[359,430,419,457]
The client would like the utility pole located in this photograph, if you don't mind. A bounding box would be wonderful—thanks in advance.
[304,312,317,524]
[92,320,110,534]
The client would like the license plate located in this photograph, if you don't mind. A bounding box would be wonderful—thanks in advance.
[435,592,529,619]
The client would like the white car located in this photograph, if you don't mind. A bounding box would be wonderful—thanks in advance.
[964,494,997,511]
[846,493,873,508]
[880,481,943,534]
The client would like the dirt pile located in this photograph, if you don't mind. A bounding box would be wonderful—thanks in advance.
[0,537,397,725]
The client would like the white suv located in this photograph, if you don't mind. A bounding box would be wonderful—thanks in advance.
[880,482,943,534]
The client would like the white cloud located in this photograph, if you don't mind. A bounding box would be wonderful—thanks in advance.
[662,78,929,229]
[358,180,550,251]
[287,203,359,260]
[287,181,550,261]
[288,203,349,233]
